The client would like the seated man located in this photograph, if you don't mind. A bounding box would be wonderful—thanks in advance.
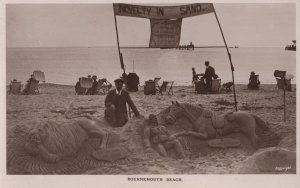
[143,114,185,159]
[248,71,260,89]
[22,74,37,94]
[86,75,98,95]
[104,78,140,127]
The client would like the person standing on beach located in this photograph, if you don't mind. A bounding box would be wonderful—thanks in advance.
[202,61,216,94]
[104,78,140,127]
[192,67,198,85]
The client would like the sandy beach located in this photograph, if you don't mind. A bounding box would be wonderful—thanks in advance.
[6,83,296,174]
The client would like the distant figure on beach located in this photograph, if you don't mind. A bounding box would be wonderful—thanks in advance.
[192,67,200,85]
[201,61,217,94]
[248,71,260,90]
[87,75,91,78]
[86,75,98,95]
[143,114,185,158]
[22,74,38,95]
[104,78,140,127]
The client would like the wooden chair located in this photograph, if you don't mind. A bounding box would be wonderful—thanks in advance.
[79,77,94,89]
[276,77,292,91]
[159,81,174,95]
[9,81,22,94]
[211,79,221,94]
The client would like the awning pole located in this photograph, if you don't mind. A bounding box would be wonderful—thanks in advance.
[113,4,124,73]
[213,7,238,111]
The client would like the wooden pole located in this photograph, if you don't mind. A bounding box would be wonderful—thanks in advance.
[113,4,131,118]
[113,4,122,69]
[213,8,238,111]
[283,78,286,122]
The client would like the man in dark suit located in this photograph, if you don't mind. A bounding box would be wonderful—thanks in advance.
[202,61,216,94]
[104,78,140,127]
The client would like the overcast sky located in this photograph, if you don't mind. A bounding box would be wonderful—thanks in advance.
[6,3,296,47]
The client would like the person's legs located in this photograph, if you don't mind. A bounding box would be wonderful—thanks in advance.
[206,78,212,94]
[104,108,116,126]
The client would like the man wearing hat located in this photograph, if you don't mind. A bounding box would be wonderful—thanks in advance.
[104,78,140,127]
[202,61,217,94]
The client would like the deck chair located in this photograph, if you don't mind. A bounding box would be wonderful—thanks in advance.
[27,79,39,94]
[211,79,221,94]
[79,77,93,89]
[33,70,46,83]
[276,77,292,91]
[96,78,112,95]
[9,81,22,94]
[159,81,174,95]
[154,77,161,92]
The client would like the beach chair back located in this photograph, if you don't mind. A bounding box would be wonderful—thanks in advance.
[159,81,174,95]
[211,79,221,93]
[144,80,156,95]
[276,78,291,90]
[195,80,206,94]
[154,77,161,91]
[10,81,22,94]
[79,77,93,89]
[28,79,39,94]
[33,70,45,82]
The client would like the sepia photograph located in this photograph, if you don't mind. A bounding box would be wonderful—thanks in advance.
[2,0,299,187]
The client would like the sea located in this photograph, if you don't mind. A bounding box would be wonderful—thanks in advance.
[6,47,296,86]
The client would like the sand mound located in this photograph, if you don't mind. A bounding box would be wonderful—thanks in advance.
[237,147,296,174]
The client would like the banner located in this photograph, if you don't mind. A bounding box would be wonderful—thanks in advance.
[113,3,214,19]
[149,19,182,48]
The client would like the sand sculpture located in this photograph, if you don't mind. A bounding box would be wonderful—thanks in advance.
[164,101,280,149]
[7,101,280,174]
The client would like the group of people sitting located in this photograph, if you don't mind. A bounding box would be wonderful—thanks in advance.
[192,61,219,94]
[75,75,112,95]
[9,74,39,95]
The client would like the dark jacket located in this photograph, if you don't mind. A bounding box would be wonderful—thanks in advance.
[203,66,215,80]
[105,89,139,126]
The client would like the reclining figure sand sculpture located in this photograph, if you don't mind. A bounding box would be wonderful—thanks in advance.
[164,101,280,149]
[7,101,280,174]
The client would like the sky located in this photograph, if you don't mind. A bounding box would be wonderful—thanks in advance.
[6,3,296,47]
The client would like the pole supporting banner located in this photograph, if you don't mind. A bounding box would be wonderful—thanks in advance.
[213,8,238,111]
